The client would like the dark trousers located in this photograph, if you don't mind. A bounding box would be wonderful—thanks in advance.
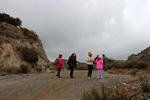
[57,68,61,76]
[88,65,93,77]
[70,67,74,78]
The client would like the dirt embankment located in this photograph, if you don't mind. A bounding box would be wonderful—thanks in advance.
[0,70,143,100]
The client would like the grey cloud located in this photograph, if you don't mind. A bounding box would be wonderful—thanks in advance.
[0,0,150,62]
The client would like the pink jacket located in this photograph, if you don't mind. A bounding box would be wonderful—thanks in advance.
[56,57,63,68]
[95,56,103,69]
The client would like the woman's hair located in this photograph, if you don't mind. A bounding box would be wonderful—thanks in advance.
[70,53,76,58]
[88,51,92,56]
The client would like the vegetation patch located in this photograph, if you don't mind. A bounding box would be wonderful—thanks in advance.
[138,74,150,93]
[20,27,38,40]
[22,47,38,63]
[20,64,30,74]
[136,61,148,69]
[0,13,22,27]
[82,84,142,100]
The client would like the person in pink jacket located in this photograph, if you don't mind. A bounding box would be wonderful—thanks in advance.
[95,56,103,79]
[56,54,63,78]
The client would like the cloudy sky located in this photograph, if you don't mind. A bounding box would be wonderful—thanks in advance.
[0,0,150,62]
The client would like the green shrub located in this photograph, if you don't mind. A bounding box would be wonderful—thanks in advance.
[108,62,121,69]
[20,64,30,74]
[0,13,22,27]
[136,61,148,69]
[141,81,150,93]
[126,61,137,69]
[20,27,38,40]
[107,61,138,69]
[22,47,38,63]
[4,67,12,73]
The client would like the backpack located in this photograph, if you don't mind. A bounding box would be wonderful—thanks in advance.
[54,58,58,65]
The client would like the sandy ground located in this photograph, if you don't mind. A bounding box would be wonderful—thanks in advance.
[0,70,136,100]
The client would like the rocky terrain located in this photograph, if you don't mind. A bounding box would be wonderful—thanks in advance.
[0,22,50,70]
[128,46,150,63]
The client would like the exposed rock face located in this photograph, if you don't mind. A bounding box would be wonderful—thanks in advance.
[0,22,51,69]
[128,46,150,62]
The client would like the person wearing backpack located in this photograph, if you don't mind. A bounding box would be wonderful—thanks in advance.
[95,56,103,79]
[67,53,77,78]
[56,54,63,78]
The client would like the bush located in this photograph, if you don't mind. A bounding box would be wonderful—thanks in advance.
[20,64,30,74]
[75,66,88,70]
[4,67,12,73]
[0,13,22,27]
[82,84,133,100]
[107,61,138,69]
[138,75,150,93]
[22,47,38,63]
[20,27,38,40]
[136,61,148,69]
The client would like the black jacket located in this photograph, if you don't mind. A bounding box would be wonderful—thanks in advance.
[68,57,77,67]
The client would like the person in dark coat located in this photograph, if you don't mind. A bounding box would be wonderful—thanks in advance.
[67,53,77,78]
[102,54,108,71]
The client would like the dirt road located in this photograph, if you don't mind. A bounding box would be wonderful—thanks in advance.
[0,70,135,100]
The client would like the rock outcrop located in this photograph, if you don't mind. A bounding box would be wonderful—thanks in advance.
[128,46,150,62]
[0,22,50,70]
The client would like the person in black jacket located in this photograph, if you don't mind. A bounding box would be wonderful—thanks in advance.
[67,53,77,78]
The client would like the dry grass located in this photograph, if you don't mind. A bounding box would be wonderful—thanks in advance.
[82,83,142,100]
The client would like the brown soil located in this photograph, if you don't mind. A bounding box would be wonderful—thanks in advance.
[0,70,148,100]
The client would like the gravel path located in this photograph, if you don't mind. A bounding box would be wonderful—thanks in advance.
[0,70,136,100]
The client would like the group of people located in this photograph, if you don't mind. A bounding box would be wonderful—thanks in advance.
[55,52,108,79]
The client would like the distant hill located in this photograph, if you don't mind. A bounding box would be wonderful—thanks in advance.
[62,59,87,67]
[128,46,150,62]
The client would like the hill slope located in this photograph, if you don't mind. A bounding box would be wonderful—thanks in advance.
[128,46,150,62]
[0,22,50,70]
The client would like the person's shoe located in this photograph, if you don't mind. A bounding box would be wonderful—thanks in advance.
[58,76,62,78]
[88,77,90,79]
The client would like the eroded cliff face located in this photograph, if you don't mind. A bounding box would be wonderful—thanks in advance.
[0,22,51,69]
[128,46,150,62]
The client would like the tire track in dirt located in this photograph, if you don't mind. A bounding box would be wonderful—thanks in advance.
[27,70,86,100]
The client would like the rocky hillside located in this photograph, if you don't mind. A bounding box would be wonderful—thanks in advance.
[0,22,50,71]
[128,46,150,62]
